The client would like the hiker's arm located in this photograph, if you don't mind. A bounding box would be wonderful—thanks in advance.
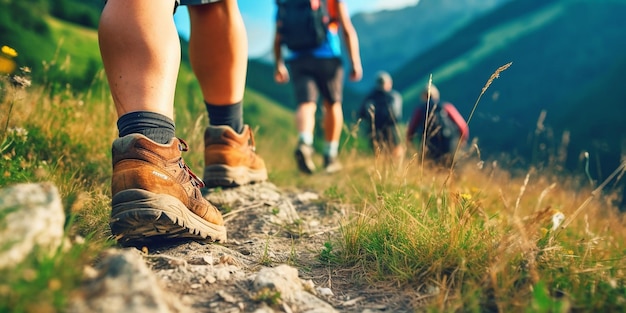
[273,30,289,84]
[336,1,362,82]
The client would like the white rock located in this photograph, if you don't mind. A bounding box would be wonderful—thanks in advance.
[0,183,65,269]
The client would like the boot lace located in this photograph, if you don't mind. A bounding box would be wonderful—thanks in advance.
[177,138,205,188]
[247,127,257,152]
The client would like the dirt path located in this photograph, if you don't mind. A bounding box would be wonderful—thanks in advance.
[72,182,418,312]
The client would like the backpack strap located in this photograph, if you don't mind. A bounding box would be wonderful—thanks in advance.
[442,103,470,141]
[326,0,339,27]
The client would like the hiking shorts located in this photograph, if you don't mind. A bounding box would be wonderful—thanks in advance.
[175,0,221,12]
[287,56,344,105]
[177,0,221,6]
[104,0,222,12]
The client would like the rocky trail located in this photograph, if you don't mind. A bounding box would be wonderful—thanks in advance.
[68,182,418,313]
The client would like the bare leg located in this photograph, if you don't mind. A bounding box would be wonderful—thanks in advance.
[188,0,247,105]
[296,102,317,135]
[98,0,180,119]
[191,0,267,186]
[323,100,343,142]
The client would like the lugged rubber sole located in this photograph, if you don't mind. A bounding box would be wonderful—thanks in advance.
[203,164,268,188]
[110,189,227,246]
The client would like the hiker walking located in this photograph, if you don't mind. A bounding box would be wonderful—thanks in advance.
[406,84,469,166]
[358,71,404,158]
[273,0,363,174]
[99,0,267,246]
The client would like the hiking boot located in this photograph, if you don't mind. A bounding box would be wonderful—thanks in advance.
[203,125,268,188]
[294,142,316,174]
[110,134,226,246]
[323,155,343,174]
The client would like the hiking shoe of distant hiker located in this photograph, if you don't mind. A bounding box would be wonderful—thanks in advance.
[323,155,343,174]
[110,134,226,246]
[203,125,268,188]
[294,141,316,174]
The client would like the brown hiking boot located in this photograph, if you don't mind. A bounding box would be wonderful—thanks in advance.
[203,125,268,188]
[110,134,226,246]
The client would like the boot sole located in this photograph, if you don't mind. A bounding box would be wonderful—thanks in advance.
[203,165,268,188]
[110,189,227,246]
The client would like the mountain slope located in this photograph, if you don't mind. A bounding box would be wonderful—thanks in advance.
[349,0,513,92]
[395,0,626,175]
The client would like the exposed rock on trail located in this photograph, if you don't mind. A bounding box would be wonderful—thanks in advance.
[69,182,415,312]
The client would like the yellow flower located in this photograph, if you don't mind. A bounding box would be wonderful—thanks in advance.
[460,193,472,200]
[1,45,18,58]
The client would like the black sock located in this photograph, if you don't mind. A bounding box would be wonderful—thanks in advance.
[205,101,244,133]
[117,111,176,144]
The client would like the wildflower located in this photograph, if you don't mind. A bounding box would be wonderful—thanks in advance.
[9,127,28,142]
[9,67,32,88]
[9,74,31,88]
[1,45,18,58]
[460,193,472,200]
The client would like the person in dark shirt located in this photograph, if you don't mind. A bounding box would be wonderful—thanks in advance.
[359,71,404,158]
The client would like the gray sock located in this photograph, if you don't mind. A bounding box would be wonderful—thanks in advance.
[117,111,175,144]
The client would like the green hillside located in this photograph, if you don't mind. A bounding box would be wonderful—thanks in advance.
[350,0,513,92]
[395,0,626,177]
[0,1,102,90]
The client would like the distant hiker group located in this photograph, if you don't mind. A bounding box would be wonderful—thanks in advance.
[358,74,469,166]
[272,0,469,172]
[96,0,471,248]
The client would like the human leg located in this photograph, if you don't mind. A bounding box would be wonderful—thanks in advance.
[319,58,345,173]
[294,102,318,174]
[99,0,226,245]
[288,57,321,174]
[186,0,267,186]
[99,0,179,118]
[322,100,343,148]
[188,0,247,107]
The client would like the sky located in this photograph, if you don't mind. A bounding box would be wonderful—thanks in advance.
[174,0,420,57]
